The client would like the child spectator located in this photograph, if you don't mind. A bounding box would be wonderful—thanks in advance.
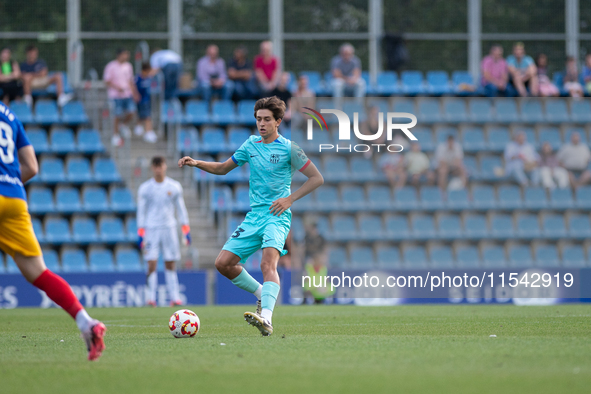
[0,47,22,105]
[269,72,292,124]
[434,135,468,191]
[581,54,591,95]
[404,142,435,187]
[135,62,157,143]
[563,56,584,98]
[535,53,559,97]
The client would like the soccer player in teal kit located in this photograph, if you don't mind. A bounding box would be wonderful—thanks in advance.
[178,96,323,336]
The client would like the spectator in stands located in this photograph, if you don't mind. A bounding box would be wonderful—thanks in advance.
[507,42,539,97]
[504,131,540,186]
[254,40,281,96]
[103,48,140,147]
[582,54,591,95]
[539,142,569,189]
[228,46,257,101]
[0,47,22,105]
[196,44,232,103]
[20,45,73,107]
[562,56,584,98]
[291,75,316,130]
[303,222,332,303]
[134,62,157,143]
[434,135,467,191]
[270,72,292,124]
[404,142,434,187]
[481,44,512,97]
[380,151,405,189]
[149,48,183,101]
[331,43,365,102]
[557,132,591,189]
[535,53,559,97]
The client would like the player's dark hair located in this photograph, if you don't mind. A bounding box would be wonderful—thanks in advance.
[151,156,165,167]
[26,45,37,53]
[253,96,286,121]
[141,61,151,71]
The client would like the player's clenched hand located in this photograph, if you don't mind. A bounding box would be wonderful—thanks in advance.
[269,197,292,216]
[178,156,199,168]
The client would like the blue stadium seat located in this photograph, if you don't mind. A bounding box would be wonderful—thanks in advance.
[568,214,591,238]
[358,215,384,241]
[327,247,348,268]
[34,100,60,124]
[89,249,115,272]
[77,129,104,153]
[10,101,34,124]
[28,187,55,214]
[210,186,232,211]
[403,246,429,269]
[437,214,462,239]
[410,127,434,152]
[520,99,545,122]
[342,102,366,123]
[401,71,426,95]
[233,185,251,211]
[376,71,399,95]
[350,157,377,182]
[160,100,184,123]
[575,186,591,209]
[61,249,88,272]
[201,127,228,154]
[452,71,475,94]
[44,217,71,243]
[562,245,586,268]
[176,127,199,153]
[42,248,60,272]
[471,185,497,209]
[32,217,44,242]
[385,215,410,240]
[315,216,330,239]
[417,99,442,123]
[211,100,237,125]
[66,157,92,183]
[237,100,257,125]
[93,158,122,182]
[535,245,560,267]
[463,156,477,178]
[517,214,541,238]
[426,71,451,95]
[224,162,248,183]
[497,185,522,209]
[125,217,138,242]
[110,187,136,212]
[461,127,486,152]
[446,189,470,210]
[99,216,126,243]
[482,245,506,268]
[26,128,50,153]
[72,216,99,243]
[434,126,457,144]
[430,246,455,268]
[39,157,66,183]
[549,188,574,209]
[538,127,562,150]
[55,186,82,213]
[291,216,304,243]
[315,185,340,211]
[394,187,419,210]
[570,100,591,122]
[494,98,519,122]
[83,186,109,213]
[544,100,570,123]
[443,98,468,122]
[392,98,416,115]
[479,156,503,181]
[542,214,567,238]
[468,99,494,123]
[184,100,210,125]
[420,186,444,210]
[376,246,402,269]
[349,246,375,269]
[116,248,143,271]
[367,185,392,210]
[509,245,533,268]
[486,126,511,151]
[411,215,436,239]
[341,185,366,211]
[463,214,489,239]
[228,128,251,151]
[323,156,349,183]
[456,246,481,268]
[61,101,89,125]
[491,214,515,238]
[361,71,374,95]
[524,187,548,209]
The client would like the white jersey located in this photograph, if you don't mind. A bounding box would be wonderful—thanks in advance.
[137,177,189,229]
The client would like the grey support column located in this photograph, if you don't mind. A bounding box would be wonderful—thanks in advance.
[67,0,81,86]
[468,0,482,81]
[169,0,183,55]
[369,0,383,85]
[269,0,284,71]
[566,0,579,62]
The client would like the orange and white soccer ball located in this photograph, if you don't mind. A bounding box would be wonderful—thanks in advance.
[169,309,200,338]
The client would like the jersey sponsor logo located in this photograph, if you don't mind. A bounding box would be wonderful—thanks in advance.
[270,154,280,164]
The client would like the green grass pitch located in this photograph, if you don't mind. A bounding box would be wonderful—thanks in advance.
[1,305,590,394]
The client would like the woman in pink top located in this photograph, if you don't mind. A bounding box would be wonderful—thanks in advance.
[254,41,280,95]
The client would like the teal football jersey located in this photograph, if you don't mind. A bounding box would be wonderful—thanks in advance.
[231,134,310,209]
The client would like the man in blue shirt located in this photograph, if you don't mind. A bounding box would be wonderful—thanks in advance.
[506,42,539,97]
[178,96,324,336]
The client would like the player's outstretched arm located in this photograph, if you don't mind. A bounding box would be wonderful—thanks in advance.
[178,156,238,175]
[269,162,324,216]
[18,145,39,183]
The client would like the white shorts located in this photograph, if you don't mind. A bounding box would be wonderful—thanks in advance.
[143,226,180,262]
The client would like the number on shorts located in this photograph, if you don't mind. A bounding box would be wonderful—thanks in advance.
[0,121,15,164]
[231,227,245,238]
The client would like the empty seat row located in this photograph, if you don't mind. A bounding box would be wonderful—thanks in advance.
[31,216,137,244]
[29,157,121,184]
[27,128,105,154]
[10,100,89,125]
[162,99,257,126]
[28,186,136,214]
[177,127,255,153]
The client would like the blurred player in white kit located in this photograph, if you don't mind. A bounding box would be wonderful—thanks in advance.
[137,156,191,306]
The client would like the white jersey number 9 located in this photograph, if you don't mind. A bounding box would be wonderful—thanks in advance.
[0,121,15,164]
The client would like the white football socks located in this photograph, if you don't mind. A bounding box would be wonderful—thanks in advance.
[147,271,157,303]
[165,269,180,302]
[261,308,273,324]
[254,284,263,300]
[75,309,93,333]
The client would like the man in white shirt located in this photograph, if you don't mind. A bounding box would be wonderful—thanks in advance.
[557,132,591,188]
[150,49,183,100]
[435,135,467,191]
[404,142,435,187]
[137,156,191,306]
[504,131,540,186]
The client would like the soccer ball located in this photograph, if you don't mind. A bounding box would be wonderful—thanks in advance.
[169,309,200,338]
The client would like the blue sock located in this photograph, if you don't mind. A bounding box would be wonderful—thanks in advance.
[261,281,280,322]
[231,268,262,296]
